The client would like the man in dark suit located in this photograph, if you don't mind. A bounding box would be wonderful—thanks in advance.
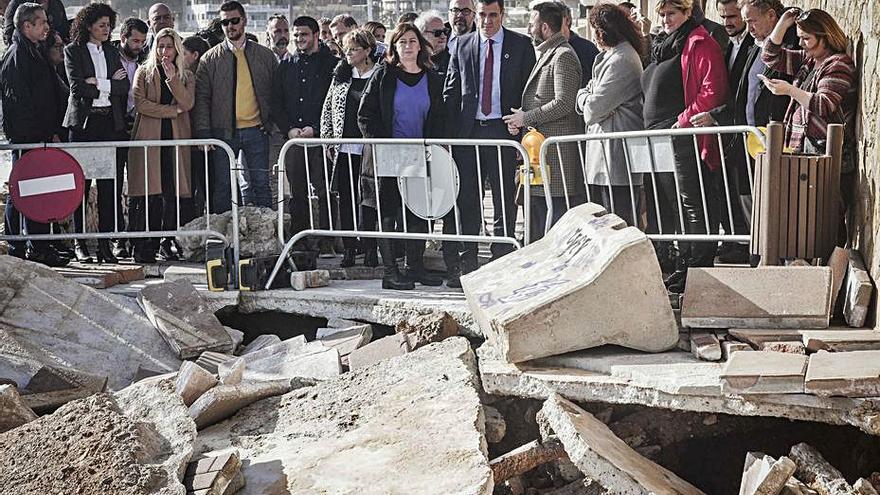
[442,0,536,287]
[559,3,598,87]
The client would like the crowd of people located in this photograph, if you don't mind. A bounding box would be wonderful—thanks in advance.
[0,0,858,293]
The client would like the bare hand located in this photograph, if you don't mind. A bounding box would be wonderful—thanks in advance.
[507,123,519,136]
[85,77,98,85]
[779,8,799,30]
[502,108,525,130]
[287,128,302,139]
[300,126,315,138]
[176,107,184,114]
[112,68,127,80]
[162,60,176,80]
[760,76,792,96]
[689,112,716,128]
[671,121,680,129]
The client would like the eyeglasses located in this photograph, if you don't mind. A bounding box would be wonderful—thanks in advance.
[449,7,473,16]
[220,17,242,26]
[428,28,450,37]
[796,9,813,22]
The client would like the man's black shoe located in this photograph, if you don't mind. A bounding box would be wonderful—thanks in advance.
[404,267,443,286]
[26,249,70,268]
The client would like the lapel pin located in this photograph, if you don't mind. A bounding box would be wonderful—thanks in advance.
[504,53,510,59]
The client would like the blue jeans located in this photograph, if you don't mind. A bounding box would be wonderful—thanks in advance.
[210,126,272,213]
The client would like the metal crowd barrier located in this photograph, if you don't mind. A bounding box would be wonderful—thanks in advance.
[539,125,766,242]
[266,137,552,289]
[0,138,241,284]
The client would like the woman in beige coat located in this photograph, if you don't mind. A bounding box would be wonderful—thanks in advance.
[127,27,194,263]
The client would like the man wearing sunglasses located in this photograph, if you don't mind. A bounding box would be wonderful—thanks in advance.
[194,0,278,213]
[415,11,450,76]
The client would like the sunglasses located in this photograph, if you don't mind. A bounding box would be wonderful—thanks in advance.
[220,17,242,27]
[792,8,812,22]
[428,28,450,37]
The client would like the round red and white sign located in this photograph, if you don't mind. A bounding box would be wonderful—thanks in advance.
[9,148,86,223]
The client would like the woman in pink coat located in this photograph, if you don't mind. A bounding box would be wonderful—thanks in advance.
[641,0,727,293]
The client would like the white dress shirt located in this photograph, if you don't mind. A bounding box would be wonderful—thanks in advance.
[476,28,504,120]
[728,30,747,72]
[87,41,112,107]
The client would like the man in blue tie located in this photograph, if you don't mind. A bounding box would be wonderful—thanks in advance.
[443,0,535,288]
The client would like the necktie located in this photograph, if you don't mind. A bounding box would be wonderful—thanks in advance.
[481,39,494,117]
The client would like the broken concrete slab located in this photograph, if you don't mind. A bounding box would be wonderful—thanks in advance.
[0,380,196,495]
[490,438,566,484]
[184,451,244,495]
[0,256,181,390]
[681,267,832,329]
[23,365,107,394]
[844,250,874,328]
[189,379,290,430]
[348,333,411,370]
[175,361,219,407]
[723,341,752,361]
[691,332,722,361]
[395,311,460,350]
[739,452,797,495]
[194,337,493,494]
[236,335,307,364]
[138,280,233,359]
[789,443,856,495]
[0,384,37,433]
[224,326,244,351]
[196,351,234,375]
[760,341,806,354]
[802,330,880,352]
[224,344,341,383]
[240,334,282,355]
[805,350,880,397]
[538,393,704,494]
[219,358,244,385]
[317,324,372,361]
[462,204,677,363]
[729,329,805,347]
[721,351,808,394]
[291,269,331,290]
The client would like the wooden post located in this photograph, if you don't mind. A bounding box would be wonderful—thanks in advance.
[758,122,785,265]
[825,124,845,258]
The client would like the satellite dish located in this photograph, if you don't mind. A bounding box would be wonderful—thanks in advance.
[398,144,460,220]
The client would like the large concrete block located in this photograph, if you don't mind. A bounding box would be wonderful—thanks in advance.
[175,361,218,407]
[721,351,807,395]
[805,350,880,397]
[138,280,233,359]
[843,250,874,328]
[348,333,411,370]
[218,338,342,383]
[681,267,833,329]
[538,394,704,494]
[461,204,677,363]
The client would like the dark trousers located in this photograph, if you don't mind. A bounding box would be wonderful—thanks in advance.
[210,126,272,213]
[4,152,50,256]
[70,112,119,234]
[378,177,429,269]
[588,184,641,228]
[443,120,518,271]
[335,152,362,250]
[190,146,207,217]
[713,149,750,238]
[529,194,587,241]
[285,144,329,241]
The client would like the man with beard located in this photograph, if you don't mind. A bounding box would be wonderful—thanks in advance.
[265,13,290,62]
[446,0,476,54]
[194,1,277,213]
[271,16,337,251]
[110,17,148,258]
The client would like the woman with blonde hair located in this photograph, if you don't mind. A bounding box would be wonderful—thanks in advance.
[127,27,195,263]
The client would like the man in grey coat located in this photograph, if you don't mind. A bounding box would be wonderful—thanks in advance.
[193,0,277,213]
[503,1,582,240]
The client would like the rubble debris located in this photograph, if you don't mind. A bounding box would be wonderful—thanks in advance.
[543,478,609,495]
[219,358,244,385]
[855,479,880,495]
[219,339,342,382]
[484,405,507,444]
[805,350,880,397]
[240,334,282,355]
[138,280,234,359]
[184,451,244,495]
[760,341,807,354]
[224,326,244,351]
[194,337,492,494]
[690,332,722,361]
[291,269,331,290]
[395,311,460,350]
[843,250,874,328]
[196,351,234,374]
[0,380,196,495]
[788,443,857,495]
[461,203,678,363]
[189,379,290,430]
[24,365,107,394]
[828,247,848,313]
[681,267,832,329]
[721,351,808,394]
[538,393,704,494]
[723,341,752,360]
[0,256,181,390]
[729,329,805,348]
[0,384,37,433]
[20,386,94,415]
[739,452,797,495]
[317,324,372,365]
[175,361,219,407]
[177,206,283,261]
[489,438,567,484]
[348,333,411,370]
[801,330,880,352]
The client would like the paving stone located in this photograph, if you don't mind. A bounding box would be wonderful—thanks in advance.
[189,380,290,429]
[461,203,677,363]
[739,452,797,495]
[802,330,880,352]
[184,451,243,495]
[805,350,880,397]
[138,280,233,359]
[538,394,704,494]
[721,351,808,395]
[681,267,833,329]
[844,250,874,328]
[291,269,331,291]
[240,334,282,355]
[760,341,806,354]
[395,311,460,350]
[690,332,722,361]
[0,384,37,433]
[348,333,412,370]
[192,337,492,494]
[723,341,753,361]
[175,361,218,407]
[195,351,235,375]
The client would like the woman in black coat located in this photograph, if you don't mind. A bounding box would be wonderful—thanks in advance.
[63,3,129,263]
[357,23,445,290]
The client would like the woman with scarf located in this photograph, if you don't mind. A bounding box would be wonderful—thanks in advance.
[641,0,727,293]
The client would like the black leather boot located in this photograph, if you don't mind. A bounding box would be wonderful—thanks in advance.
[378,237,413,290]
[96,239,118,264]
[74,240,93,263]
[403,239,442,286]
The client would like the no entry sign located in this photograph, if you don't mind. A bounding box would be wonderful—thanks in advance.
[9,148,86,223]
